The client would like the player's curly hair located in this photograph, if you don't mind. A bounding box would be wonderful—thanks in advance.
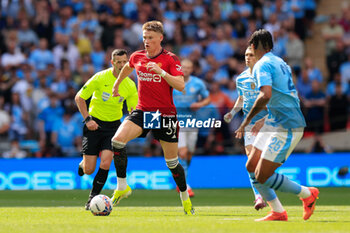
[142,21,164,35]
[248,29,273,51]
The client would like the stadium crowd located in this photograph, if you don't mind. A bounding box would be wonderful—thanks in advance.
[0,0,349,158]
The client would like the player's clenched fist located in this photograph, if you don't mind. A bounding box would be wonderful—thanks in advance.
[223,112,233,123]
[146,62,162,74]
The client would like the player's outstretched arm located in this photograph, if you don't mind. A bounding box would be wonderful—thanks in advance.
[224,96,243,123]
[113,62,134,97]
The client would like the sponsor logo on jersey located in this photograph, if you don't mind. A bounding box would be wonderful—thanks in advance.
[138,70,162,82]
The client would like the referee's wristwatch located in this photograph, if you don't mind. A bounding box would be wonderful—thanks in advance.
[83,115,93,124]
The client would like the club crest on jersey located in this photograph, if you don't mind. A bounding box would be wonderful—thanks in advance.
[251,83,256,89]
[102,92,110,101]
[157,63,162,68]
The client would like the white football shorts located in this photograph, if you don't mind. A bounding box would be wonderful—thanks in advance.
[253,124,304,164]
[178,128,199,153]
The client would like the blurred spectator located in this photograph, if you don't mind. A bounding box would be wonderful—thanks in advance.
[209,82,233,149]
[328,84,349,131]
[33,0,54,44]
[122,19,140,51]
[290,0,306,40]
[303,80,332,153]
[304,80,326,134]
[37,92,64,157]
[0,67,19,104]
[233,0,253,19]
[205,27,234,67]
[0,96,10,137]
[17,19,39,53]
[322,14,344,56]
[53,33,79,71]
[264,13,280,38]
[297,69,312,99]
[339,5,350,33]
[339,53,350,84]
[90,40,106,72]
[51,108,82,157]
[286,30,304,72]
[54,5,75,36]
[1,40,25,70]
[223,79,239,103]
[12,65,33,112]
[272,28,288,59]
[29,38,54,71]
[9,92,28,142]
[326,72,349,96]
[304,0,317,36]
[304,57,323,83]
[327,40,347,81]
[2,0,35,19]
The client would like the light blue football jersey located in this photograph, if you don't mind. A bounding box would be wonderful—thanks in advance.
[236,69,268,125]
[173,75,209,122]
[252,52,306,128]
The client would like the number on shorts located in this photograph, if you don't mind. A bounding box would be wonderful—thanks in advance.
[166,124,177,138]
[268,137,283,152]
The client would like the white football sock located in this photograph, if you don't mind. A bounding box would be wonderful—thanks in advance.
[298,186,311,199]
[267,197,284,213]
[117,177,127,191]
[180,190,189,201]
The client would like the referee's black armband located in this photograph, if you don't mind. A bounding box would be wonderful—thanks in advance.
[83,115,92,124]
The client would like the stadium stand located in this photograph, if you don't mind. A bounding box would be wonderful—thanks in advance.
[0,0,349,157]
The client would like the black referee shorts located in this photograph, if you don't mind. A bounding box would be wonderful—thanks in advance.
[81,116,121,156]
[126,110,178,143]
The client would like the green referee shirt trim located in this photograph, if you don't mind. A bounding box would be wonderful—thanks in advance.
[78,68,138,122]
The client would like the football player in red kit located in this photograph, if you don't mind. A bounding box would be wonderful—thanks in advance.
[110,21,194,215]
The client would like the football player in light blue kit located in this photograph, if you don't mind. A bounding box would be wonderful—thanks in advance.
[236,29,319,222]
[224,46,267,211]
[173,59,210,197]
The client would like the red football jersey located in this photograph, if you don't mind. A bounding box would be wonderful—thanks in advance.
[129,49,184,115]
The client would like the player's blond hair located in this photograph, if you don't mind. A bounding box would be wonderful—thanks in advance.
[142,21,164,34]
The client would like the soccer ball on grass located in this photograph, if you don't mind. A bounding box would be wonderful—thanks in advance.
[90,194,113,216]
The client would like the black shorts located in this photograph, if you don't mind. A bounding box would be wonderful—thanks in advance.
[81,116,121,156]
[126,109,178,143]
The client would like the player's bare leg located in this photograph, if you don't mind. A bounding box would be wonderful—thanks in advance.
[245,145,266,210]
[246,148,285,220]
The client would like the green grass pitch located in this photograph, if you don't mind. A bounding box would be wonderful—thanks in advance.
[0,188,349,233]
